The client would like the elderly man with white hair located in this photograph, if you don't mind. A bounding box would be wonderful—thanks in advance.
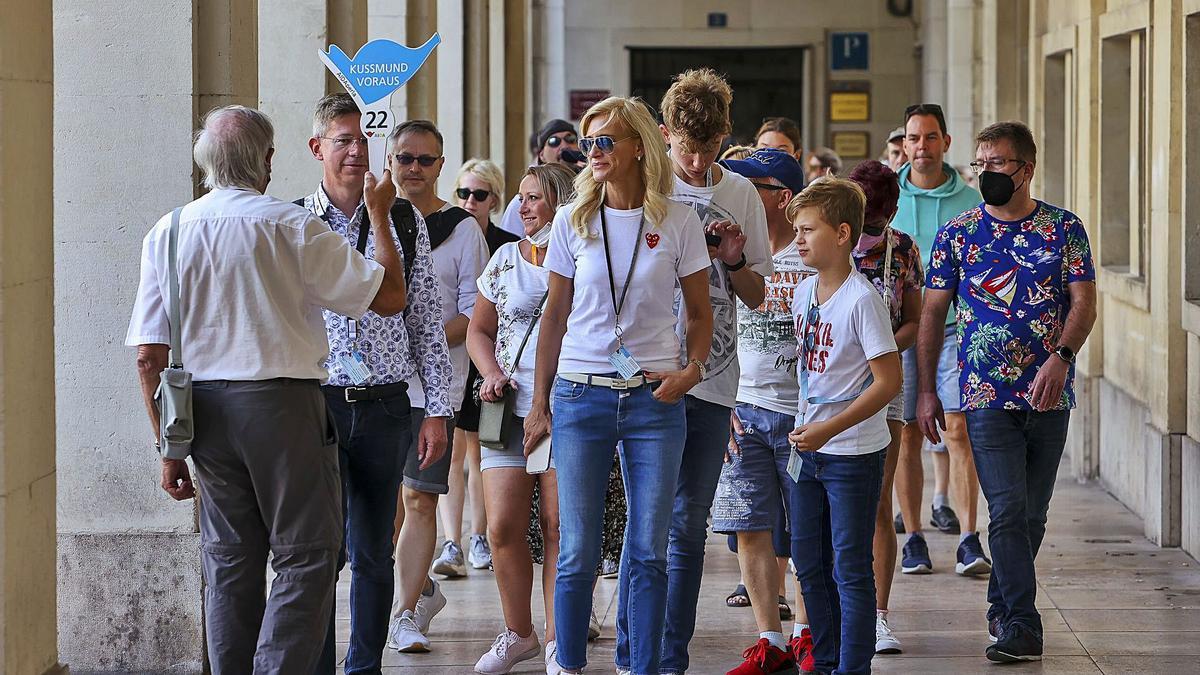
[125,105,409,674]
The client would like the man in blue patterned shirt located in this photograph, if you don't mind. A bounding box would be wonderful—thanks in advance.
[917,121,1097,665]
[301,94,454,675]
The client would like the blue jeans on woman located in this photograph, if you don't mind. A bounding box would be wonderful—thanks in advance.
[965,408,1070,641]
[552,376,686,674]
[790,449,885,675]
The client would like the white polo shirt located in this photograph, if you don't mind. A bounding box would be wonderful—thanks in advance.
[125,187,384,382]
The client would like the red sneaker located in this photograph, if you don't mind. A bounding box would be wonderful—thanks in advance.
[727,638,799,675]
[788,629,814,673]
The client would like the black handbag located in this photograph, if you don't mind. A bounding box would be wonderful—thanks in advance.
[477,291,548,449]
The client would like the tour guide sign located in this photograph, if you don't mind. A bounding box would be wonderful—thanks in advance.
[319,34,441,176]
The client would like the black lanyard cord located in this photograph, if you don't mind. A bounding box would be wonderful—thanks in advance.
[599,208,646,343]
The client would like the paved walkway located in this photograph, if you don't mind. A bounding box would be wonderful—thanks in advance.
[335,461,1200,673]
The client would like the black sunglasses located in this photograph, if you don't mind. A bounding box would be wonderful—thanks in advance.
[802,303,821,355]
[455,187,492,202]
[579,134,635,155]
[750,182,787,192]
[545,133,577,148]
[393,153,441,167]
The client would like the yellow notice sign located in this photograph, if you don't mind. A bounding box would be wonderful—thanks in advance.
[830,92,870,121]
[832,131,870,158]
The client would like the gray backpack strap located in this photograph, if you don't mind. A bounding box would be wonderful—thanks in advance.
[167,207,184,368]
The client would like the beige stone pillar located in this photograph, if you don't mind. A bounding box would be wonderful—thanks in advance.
[53,1,256,670]
[0,2,62,673]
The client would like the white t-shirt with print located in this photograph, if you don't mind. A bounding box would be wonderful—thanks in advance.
[791,270,897,455]
[671,169,773,409]
[407,204,489,411]
[736,244,815,415]
[545,201,710,374]
[477,241,549,417]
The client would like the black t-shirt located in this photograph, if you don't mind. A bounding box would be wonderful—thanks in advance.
[485,221,520,255]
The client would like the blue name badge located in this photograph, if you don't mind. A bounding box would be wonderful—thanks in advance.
[319,34,441,176]
[337,351,372,386]
[608,345,642,380]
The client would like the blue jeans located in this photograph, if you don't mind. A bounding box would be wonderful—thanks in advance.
[317,387,411,675]
[790,449,885,675]
[615,395,730,673]
[552,376,686,674]
[965,409,1070,641]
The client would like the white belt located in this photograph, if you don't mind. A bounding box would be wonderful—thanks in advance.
[559,373,647,390]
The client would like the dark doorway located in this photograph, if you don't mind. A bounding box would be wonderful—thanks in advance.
[629,47,806,145]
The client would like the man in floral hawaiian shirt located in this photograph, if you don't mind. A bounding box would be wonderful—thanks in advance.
[917,121,1097,665]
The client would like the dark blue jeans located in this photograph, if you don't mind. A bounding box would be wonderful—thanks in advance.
[790,449,885,675]
[965,409,1070,641]
[317,387,412,675]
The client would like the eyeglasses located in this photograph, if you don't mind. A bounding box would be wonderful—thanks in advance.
[321,136,368,149]
[393,153,442,167]
[750,182,787,192]
[455,187,492,202]
[545,133,577,148]
[579,134,635,155]
[968,158,1025,175]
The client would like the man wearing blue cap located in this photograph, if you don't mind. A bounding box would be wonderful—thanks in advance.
[714,148,818,673]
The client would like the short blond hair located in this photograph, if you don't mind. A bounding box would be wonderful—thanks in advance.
[660,68,732,152]
[786,177,866,243]
[719,145,754,161]
[455,158,505,213]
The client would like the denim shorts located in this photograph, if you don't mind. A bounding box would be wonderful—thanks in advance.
[901,323,962,422]
[712,404,796,534]
[480,414,556,471]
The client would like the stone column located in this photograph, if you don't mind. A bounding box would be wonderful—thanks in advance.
[0,2,62,673]
[53,1,256,670]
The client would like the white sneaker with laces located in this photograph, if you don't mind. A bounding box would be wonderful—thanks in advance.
[413,577,447,633]
[387,610,430,653]
[587,609,601,640]
[469,533,493,569]
[432,539,467,577]
[875,612,902,654]
[473,628,540,674]
[544,639,561,674]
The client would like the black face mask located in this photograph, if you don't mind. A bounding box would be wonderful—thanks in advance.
[979,163,1026,206]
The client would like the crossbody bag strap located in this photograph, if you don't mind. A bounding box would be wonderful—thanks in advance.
[509,291,549,375]
[167,207,184,368]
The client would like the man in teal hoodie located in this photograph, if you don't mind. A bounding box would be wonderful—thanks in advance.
[891,104,991,585]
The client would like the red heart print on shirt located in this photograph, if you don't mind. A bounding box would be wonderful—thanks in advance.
[645,232,660,249]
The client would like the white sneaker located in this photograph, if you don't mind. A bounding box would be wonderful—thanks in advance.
[413,577,447,633]
[875,612,902,654]
[469,533,493,569]
[432,539,467,578]
[587,609,601,640]
[473,628,540,674]
[544,640,561,674]
[387,610,430,653]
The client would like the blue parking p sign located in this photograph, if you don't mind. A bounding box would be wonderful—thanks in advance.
[830,32,869,70]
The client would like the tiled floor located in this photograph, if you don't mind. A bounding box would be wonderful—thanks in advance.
[336,462,1200,674]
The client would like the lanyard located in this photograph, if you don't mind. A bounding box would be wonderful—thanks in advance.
[345,213,372,344]
[599,208,646,345]
[797,281,874,423]
[881,228,894,316]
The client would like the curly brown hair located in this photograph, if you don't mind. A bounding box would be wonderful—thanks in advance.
[660,68,732,152]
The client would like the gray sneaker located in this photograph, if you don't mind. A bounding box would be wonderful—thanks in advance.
[432,539,467,578]
[468,533,493,570]
[413,577,447,633]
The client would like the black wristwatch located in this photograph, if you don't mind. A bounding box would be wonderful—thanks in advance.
[723,254,747,272]
[1053,345,1076,364]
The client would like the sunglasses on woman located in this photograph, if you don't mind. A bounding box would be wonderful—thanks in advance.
[545,133,577,148]
[455,187,492,202]
[393,153,441,167]
[579,134,635,155]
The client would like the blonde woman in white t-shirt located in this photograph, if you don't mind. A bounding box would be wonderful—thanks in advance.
[527,97,714,675]
[465,163,575,673]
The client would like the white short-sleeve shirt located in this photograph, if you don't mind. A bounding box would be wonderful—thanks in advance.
[125,187,383,382]
[544,200,711,374]
[792,271,897,455]
[477,242,549,417]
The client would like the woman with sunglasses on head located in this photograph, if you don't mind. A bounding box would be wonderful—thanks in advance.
[525,96,713,675]
[437,159,521,577]
[465,163,576,674]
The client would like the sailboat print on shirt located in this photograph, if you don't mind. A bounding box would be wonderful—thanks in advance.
[969,264,1019,317]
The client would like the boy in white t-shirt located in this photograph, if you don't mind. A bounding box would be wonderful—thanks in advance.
[786,178,902,675]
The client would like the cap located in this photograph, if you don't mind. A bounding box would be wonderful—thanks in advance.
[723,148,806,194]
[537,119,577,150]
[887,126,905,143]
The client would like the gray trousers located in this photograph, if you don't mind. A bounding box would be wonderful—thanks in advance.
[191,379,342,675]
